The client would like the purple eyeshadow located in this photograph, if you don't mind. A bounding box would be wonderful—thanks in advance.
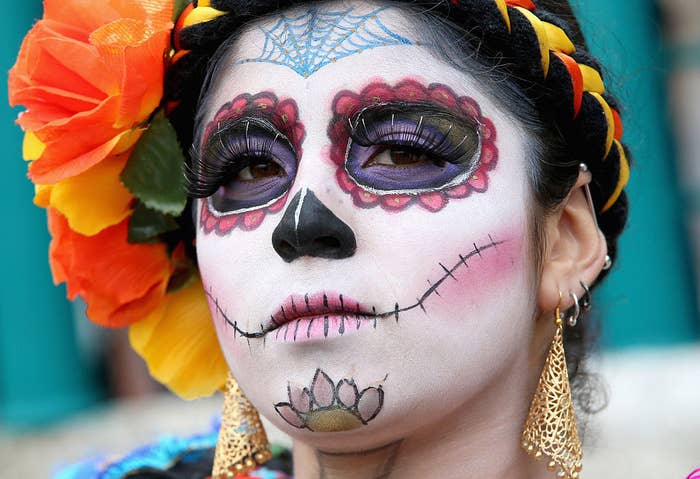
[344,103,481,195]
[201,118,298,214]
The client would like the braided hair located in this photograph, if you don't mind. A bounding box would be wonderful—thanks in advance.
[167,0,630,413]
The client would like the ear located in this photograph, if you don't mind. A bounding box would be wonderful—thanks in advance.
[538,166,608,314]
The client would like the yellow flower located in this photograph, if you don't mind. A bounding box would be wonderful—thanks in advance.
[129,278,228,399]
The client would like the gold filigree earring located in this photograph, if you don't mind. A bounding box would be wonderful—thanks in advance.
[522,292,583,478]
[212,373,272,478]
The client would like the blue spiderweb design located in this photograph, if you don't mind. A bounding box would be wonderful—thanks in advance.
[238,6,412,77]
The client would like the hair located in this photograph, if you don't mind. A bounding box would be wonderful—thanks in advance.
[166,0,629,418]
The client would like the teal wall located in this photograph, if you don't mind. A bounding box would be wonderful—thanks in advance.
[0,3,104,428]
[0,0,697,426]
[572,0,699,348]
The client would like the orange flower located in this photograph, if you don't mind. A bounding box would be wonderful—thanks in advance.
[8,0,173,184]
[48,209,172,327]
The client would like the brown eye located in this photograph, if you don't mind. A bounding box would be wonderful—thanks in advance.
[238,160,283,181]
[365,148,445,168]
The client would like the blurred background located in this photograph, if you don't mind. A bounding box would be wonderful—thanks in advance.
[1,0,699,477]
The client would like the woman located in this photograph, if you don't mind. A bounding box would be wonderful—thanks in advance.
[9,0,629,478]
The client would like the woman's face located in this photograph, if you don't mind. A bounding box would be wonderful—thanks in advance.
[196,1,536,450]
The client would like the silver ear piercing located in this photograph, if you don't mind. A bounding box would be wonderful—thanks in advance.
[603,255,613,270]
[567,290,581,327]
[579,281,592,312]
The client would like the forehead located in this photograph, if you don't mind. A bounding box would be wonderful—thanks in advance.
[201,0,506,127]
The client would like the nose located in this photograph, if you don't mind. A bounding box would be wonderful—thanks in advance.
[272,188,357,262]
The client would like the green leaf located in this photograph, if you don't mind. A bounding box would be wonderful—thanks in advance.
[127,202,180,244]
[121,111,187,216]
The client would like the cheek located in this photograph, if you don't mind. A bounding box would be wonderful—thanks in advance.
[423,229,527,318]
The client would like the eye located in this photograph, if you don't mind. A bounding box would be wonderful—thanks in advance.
[344,103,481,195]
[237,159,285,181]
[364,148,446,168]
[194,118,298,215]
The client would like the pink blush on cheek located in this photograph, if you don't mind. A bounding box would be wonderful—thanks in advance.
[423,233,525,314]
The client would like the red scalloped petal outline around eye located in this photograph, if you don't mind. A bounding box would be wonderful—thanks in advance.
[327,79,499,213]
[199,92,305,235]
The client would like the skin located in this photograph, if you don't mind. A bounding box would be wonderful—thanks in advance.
[194,2,608,478]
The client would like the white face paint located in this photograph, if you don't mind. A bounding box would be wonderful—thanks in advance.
[195,0,537,452]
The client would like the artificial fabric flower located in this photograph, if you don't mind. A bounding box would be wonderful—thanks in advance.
[129,278,228,399]
[34,152,134,236]
[48,209,172,327]
[8,0,173,184]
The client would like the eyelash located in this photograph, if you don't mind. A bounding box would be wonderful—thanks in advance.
[185,120,292,198]
[347,105,480,166]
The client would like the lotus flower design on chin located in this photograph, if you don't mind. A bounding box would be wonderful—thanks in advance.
[274,369,384,433]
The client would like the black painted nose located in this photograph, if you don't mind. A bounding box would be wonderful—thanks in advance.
[272,188,356,262]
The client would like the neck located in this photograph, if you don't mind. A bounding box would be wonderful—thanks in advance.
[292,323,557,479]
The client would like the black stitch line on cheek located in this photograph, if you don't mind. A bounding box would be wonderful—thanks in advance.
[439,262,457,281]
[427,279,441,297]
[205,237,506,339]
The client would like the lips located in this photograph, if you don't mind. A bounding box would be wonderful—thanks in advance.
[266,291,376,334]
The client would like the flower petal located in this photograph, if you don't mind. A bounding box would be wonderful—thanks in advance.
[336,379,359,408]
[129,278,228,399]
[289,387,312,414]
[216,214,239,234]
[380,194,413,211]
[469,171,488,191]
[352,188,379,208]
[445,184,470,199]
[418,192,448,212]
[241,210,265,230]
[47,153,133,235]
[357,387,383,423]
[23,131,46,161]
[480,142,498,166]
[47,209,171,326]
[311,369,335,408]
[395,79,427,102]
[274,403,305,429]
[332,92,360,117]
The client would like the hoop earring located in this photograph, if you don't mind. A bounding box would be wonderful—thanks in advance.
[566,291,581,327]
[212,373,272,478]
[579,281,592,312]
[522,292,583,478]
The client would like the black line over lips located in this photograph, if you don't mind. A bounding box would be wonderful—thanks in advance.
[200,117,298,216]
[206,234,505,340]
[343,101,483,196]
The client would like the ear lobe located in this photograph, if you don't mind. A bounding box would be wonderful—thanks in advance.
[538,170,608,315]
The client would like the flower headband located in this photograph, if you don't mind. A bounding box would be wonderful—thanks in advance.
[8,0,629,400]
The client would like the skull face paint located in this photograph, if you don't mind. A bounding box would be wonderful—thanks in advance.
[195,1,536,456]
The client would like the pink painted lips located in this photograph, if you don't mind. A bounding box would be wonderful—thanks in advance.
[267,292,377,342]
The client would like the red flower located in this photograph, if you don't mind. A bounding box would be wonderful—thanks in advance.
[48,209,171,327]
[8,0,173,184]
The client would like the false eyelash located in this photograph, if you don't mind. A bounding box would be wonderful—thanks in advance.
[347,102,481,165]
[185,118,292,198]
